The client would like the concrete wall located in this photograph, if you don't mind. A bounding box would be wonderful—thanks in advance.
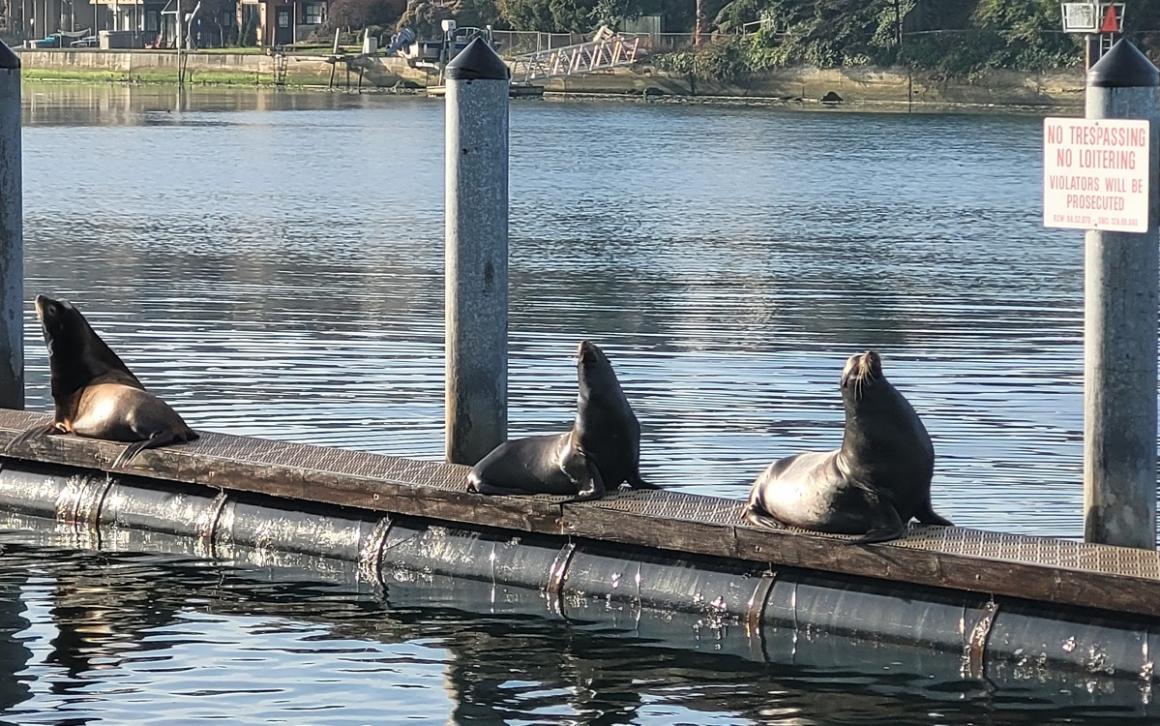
[544,65,1086,111]
[17,48,433,87]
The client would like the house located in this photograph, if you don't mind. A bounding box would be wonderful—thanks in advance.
[11,0,97,42]
[88,0,166,44]
[237,0,323,47]
[4,0,323,46]
[9,0,189,47]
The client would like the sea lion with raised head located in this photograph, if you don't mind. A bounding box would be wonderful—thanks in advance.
[745,351,952,545]
[467,340,659,501]
[7,295,199,469]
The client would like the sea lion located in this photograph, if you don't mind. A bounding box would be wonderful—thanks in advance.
[7,295,199,469]
[745,351,952,545]
[467,340,659,501]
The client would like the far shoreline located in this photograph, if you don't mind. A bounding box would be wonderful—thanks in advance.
[14,48,1087,116]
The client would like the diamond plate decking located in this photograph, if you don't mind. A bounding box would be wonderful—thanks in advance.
[0,408,1156,617]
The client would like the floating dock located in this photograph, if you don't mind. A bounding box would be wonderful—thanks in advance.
[0,407,1157,691]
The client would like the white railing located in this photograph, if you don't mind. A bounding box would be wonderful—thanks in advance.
[509,26,648,82]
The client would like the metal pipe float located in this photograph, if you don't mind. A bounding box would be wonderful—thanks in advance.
[0,505,1157,720]
[0,459,1156,688]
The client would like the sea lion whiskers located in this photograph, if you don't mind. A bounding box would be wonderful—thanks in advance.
[841,351,880,401]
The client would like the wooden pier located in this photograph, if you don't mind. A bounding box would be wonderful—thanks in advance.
[0,408,1156,619]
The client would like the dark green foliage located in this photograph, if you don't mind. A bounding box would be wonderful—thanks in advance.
[657,0,1160,78]
[456,0,504,27]
[328,0,408,30]
[396,0,455,34]
[498,0,597,31]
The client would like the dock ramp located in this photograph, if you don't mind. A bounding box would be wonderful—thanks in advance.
[508,26,646,83]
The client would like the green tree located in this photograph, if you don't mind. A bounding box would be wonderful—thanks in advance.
[328,0,408,29]
[972,0,1079,69]
[498,0,597,31]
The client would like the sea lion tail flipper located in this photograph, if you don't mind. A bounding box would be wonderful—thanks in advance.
[743,505,788,530]
[466,475,527,497]
[840,522,909,546]
[915,498,954,527]
[627,473,661,491]
[111,430,180,470]
[6,423,60,453]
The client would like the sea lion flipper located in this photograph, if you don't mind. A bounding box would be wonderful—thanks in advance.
[467,481,530,496]
[110,429,183,470]
[465,473,529,497]
[626,473,661,491]
[840,524,908,546]
[559,449,605,502]
[743,505,789,530]
[914,497,954,527]
[5,422,62,453]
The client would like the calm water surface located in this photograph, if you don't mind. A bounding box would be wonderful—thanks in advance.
[0,84,1141,723]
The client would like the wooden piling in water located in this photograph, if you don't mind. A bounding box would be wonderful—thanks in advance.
[0,42,23,411]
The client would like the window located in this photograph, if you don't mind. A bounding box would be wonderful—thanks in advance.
[144,9,159,32]
[304,3,322,24]
[277,9,290,28]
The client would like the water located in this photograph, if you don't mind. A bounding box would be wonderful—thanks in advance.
[2,84,1143,723]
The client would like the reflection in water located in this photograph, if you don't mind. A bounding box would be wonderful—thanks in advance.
[21,84,1097,539]
[6,85,1139,724]
[0,519,1154,726]
[0,566,32,718]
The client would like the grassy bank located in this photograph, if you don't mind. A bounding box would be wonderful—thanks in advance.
[22,66,301,87]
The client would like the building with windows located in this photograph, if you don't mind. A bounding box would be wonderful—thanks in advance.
[4,0,325,48]
[238,0,323,47]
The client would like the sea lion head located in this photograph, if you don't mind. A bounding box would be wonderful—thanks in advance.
[576,339,609,368]
[36,294,84,354]
[837,350,935,507]
[576,339,613,390]
[35,294,144,398]
[840,350,885,402]
[574,339,630,407]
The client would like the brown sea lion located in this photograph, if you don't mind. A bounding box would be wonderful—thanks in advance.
[745,351,952,545]
[467,340,659,501]
[7,295,199,469]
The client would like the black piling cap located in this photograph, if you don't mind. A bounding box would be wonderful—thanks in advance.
[446,37,509,81]
[1089,39,1159,88]
[0,40,19,70]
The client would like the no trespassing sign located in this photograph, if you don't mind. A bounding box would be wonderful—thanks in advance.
[1043,117,1150,234]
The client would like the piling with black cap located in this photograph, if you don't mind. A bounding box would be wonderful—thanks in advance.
[0,42,23,410]
[1083,39,1159,549]
[443,37,510,465]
